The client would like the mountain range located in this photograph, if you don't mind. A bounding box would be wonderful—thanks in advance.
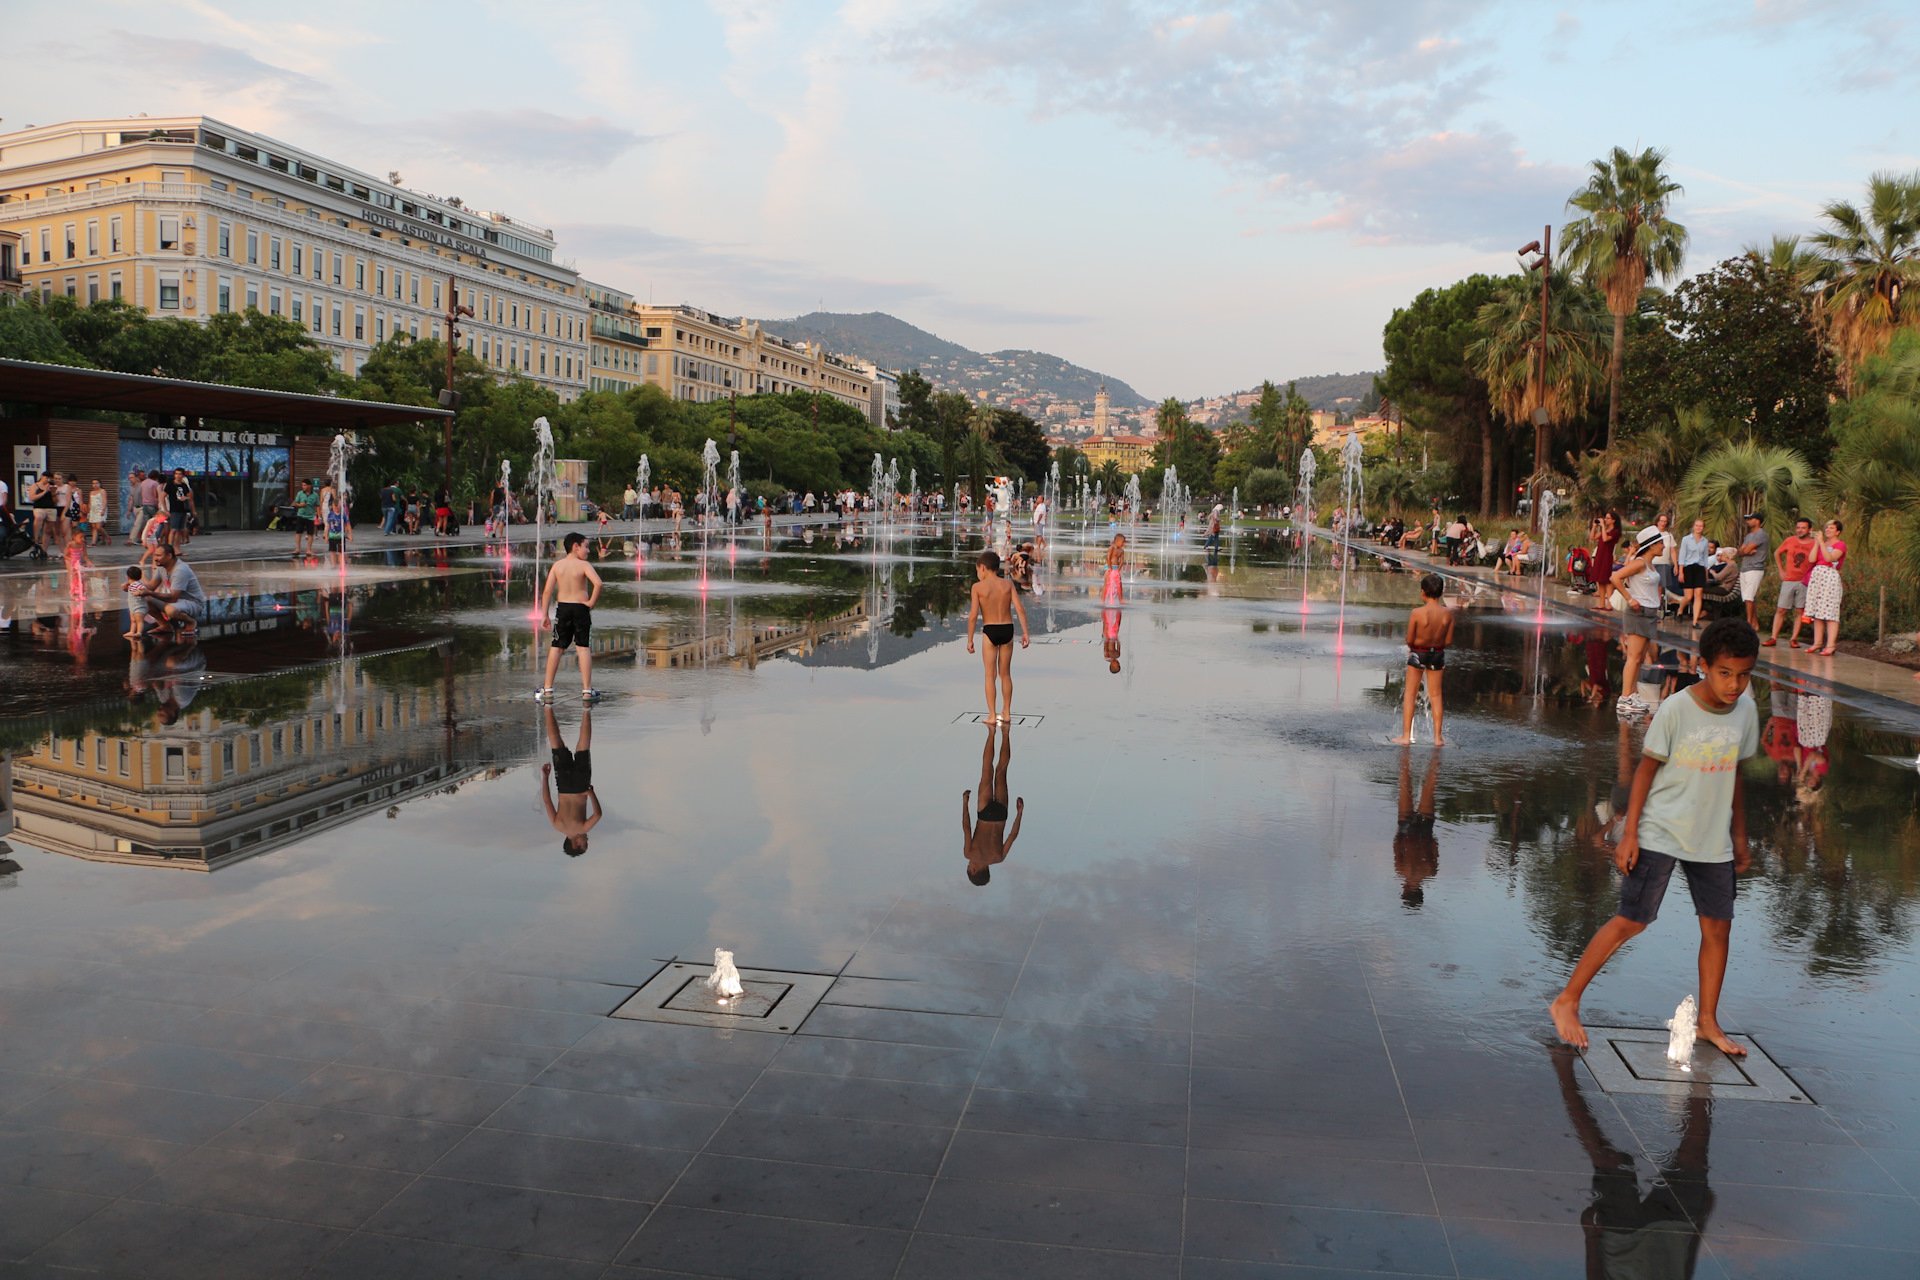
[761,310,1378,418]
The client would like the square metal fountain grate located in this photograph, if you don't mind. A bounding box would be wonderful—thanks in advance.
[952,712,1045,727]
[1579,1028,1813,1104]
[610,961,834,1034]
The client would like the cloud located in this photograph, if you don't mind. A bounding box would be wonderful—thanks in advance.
[878,0,1580,249]
[397,110,657,175]
[557,221,1088,325]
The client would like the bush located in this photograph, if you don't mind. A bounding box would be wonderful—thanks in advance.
[1837,543,1920,641]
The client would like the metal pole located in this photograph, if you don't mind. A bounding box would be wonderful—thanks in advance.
[1536,224,1551,482]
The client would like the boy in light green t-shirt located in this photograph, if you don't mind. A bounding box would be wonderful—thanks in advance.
[1550,618,1760,1058]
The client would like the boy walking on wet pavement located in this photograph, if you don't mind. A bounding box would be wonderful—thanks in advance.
[1392,573,1454,745]
[966,549,1029,724]
[540,704,602,856]
[537,532,603,702]
[1551,617,1760,1059]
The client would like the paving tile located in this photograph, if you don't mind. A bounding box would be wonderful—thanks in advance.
[705,1111,952,1175]
[1190,1103,1415,1152]
[391,999,605,1050]
[450,971,640,1015]
[1191,1065,1403,1116]
[278,1062,520,1126]
[793,1004,999,1050]
[87,1041,325,1101]
[153,1008,371,1060]
[1660,1136,1909,1195]
[31,1199,348,1279]
[1444,1216,1644,1279]
[976,1042,1190,1106]
[1411,1114,1620,1172]
[939,1129,1186,1196]
[0,1183,109,1263]
[1695,1182,1920,1249]
[665,1153,931,1229]
[482,1085,728,1151]
[1188,1147,1437,1215]
[962,1087,1187,1147]
[1704,1235,1920,1280]
[991,1020,1191,1066]
[428,1128,690,1202]
[1871,1145,1920,1196]
[1181,1261,1436,1280]
[1000,967,1193,1033]
[0,1123,187,1196]
[1184,1198,1453,1273]
[738,1069,970,1128]
[334,1027,566,1084]
[532,1046,764,1106]
[365,1175,651,1262]
[918,1177,1182,1254]
[203,1101,470,1173]
[303,1232,607,1279]
[570,1018,789,1067]
[616,1204,910,1279]
[1427,1162,1638,1226]
[772,1035,983,1085]
[11,1079,260,1146]
[895,1232,1179,1279]
[127,1145,414,1229]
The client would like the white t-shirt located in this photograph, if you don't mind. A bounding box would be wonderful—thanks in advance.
[0,479,9,510]
[1638,688,1759,861]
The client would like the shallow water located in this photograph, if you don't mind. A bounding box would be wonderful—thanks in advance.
[3,522,1920,1275]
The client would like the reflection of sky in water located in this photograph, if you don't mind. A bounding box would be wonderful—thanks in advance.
[4,535,1920,1118]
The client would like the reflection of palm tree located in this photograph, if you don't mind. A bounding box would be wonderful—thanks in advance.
[1550,1045,1713,1277]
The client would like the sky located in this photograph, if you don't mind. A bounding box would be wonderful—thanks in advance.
[4,0,1916,399]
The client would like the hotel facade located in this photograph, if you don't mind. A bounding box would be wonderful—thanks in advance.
[0,117,589,395]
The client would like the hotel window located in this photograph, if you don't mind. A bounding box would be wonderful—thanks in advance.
[291,295,302,323]
[354,309,364,340]
[222,741,234,772]
[216,279,231,312]
[95,739,106,770]
[312,246,322,280]
[217,222,230,257]
[246,282,259,311]
[164,747,185,780]
[312,297,323,332]
[268,288,282,317]
[272,728,283,754]
[331,253,342,285]
[375,314,385,342]
[539,351,547,374]
[332,305,343,336]
[290,244,302,275]
[292,725,303,752]
[86,221,99,255]
[109,272,122,300]
[86,277,99,304]
[246,231,262,265]
[375,266,384,294]
[158,279,181,309]
[63,223,76,258]
[355,261,365,290]
[107,216,121,253]
[158,216,179,250]
[49,739,61,763]
[250,734,261,766]
[39,228,50,260]
[409,275,418,304]
[432,280,441,309]
[270,238,281,270]
[511,303,519,327]
[117,741,130,775]
[408,319,417,338]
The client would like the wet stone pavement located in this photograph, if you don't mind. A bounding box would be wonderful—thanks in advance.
[1,523,1919,1278]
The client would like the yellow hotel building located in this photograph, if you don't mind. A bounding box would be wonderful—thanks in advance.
[1082,433,1155,472]
[0,117,588,395]
[631,304,878,422]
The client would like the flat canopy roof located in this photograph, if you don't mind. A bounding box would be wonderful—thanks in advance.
[0,358,451,430]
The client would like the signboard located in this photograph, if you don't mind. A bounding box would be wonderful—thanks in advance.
[146,427,284,447]
[359,207,490,260]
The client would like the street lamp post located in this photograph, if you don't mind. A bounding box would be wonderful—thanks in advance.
[1517,226,1551,529]
[440,271,475,496]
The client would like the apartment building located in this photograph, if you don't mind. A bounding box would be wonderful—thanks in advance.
[630,304,879,424]
[0,117,588,395]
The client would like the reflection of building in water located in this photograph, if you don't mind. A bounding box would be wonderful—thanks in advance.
[640,599,870,669]
[9,660,519,871]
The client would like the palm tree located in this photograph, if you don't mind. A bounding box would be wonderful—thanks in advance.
[1809,171,1920,388]
[1095,459,1124,494]
[1578,406,1721,514]
[1675,439,1812,544]
[1560,146,1690,449]
[1467,271,1609,482]
[1823,331,1920,547]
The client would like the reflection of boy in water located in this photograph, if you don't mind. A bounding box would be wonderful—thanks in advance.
[540,706,602,857]
[961,720,1024,885]
[1551,1047,1713,1278]
[1102,606,1122,673]
[1393,749,1440,907]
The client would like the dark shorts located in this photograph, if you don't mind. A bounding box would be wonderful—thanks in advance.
[1407,647,1445,671]
[1681,564,1707,589]
[167,511,189,531]
[552,602,592,650]
[551,746,591,795]
[1618,848,1735,924]
[1622,605,1658,641]
[983,623,1015,647]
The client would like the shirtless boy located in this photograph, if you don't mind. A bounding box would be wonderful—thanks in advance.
[537,532,604,701]
[966,549,1030,725]
[540,704,602,856]
[1393,573,1454,745]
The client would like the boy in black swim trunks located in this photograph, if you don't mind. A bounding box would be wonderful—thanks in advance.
[1393,573,1454,746]
[962,719,1024,885]
[540,704,602,856]
[966,549,1029,725]
[538,532,604,701]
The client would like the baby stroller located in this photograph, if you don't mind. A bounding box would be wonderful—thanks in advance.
[0,514,48,561]
[1564,545,1597,594]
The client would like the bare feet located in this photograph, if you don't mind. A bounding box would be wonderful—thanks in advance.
[1697,1019,1746,1057]
[1432,736,1447,747]
[1549,994,1589,1049]
[1389,735,1412,746]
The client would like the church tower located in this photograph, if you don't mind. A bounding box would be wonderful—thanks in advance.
[1094,384,1110,436]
